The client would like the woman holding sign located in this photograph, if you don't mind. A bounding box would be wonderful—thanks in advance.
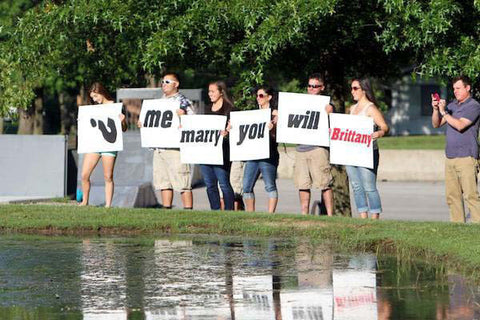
[242,86,280,213]
[80,82,127,207]
[200,81,236,210]
[347,78,389,219]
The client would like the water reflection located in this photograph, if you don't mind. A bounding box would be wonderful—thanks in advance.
[0,236,479,319]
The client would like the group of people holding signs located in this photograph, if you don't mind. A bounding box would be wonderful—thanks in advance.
[78,73,389,219]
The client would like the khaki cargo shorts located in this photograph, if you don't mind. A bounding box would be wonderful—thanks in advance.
[230,161,245,195]
[153,149,192,192]
[294,147,333,190]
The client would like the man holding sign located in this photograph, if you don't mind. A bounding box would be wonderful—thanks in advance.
[138,73,195,209]
[295,74,334,215]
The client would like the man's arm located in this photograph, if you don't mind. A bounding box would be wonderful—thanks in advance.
[432,96,447,128]
[440,113,472,132]
[325,103,334,114]
[438,100,472,132]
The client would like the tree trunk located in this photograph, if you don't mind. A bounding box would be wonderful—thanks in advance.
[145,74,158,88]
[17,106,34,134]
[331,165,351,217]
[33,91,44,134]
[0,118,3,134]
[71,85,88,149]
[59,92,68,135]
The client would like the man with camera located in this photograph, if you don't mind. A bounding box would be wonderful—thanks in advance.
[432,75,480,222]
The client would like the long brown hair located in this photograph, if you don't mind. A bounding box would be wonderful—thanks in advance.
[210,80,234,114]
[88,82,114,104]
[352,78,379,106]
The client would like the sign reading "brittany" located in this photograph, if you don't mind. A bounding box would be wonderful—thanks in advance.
[276,92,330,146]
[139,99,181,148]
[329,113,374,169]
[180,115,227,165]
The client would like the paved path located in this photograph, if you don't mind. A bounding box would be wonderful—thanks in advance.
[170,180,451,222]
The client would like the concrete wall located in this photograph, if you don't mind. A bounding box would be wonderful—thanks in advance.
[276,147,445,181]
[0,135,66,197]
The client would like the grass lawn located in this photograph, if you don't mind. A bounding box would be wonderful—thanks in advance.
[1,204,480,280]
[377,135,445,150]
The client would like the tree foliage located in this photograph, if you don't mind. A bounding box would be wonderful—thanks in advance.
[3,0,478,115]
[378,0,480,81]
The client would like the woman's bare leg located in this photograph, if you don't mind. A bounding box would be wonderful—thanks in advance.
[102,155,116,207]
[81,153,101,206]
[268,198,278,213]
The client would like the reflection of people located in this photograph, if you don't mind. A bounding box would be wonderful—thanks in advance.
[346,78,388,219]
[242,86,279,213]
[80,82,127,207]
[138,73,194,209]
[200,81,235,210]
[432,76,480,223]
[295,73,334,215]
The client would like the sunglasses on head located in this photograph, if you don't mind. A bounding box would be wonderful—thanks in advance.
[308,84,323,89]
[351,86,361,91]
[161,79,176,84]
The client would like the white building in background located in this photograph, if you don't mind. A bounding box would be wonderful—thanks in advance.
[386,75,447,136]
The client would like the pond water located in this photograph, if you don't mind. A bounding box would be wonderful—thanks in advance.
[0,235,479,320]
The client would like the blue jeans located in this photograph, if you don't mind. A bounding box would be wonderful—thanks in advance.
[346,149,382,214]
[243,159,278,200]
[200,164,234,210]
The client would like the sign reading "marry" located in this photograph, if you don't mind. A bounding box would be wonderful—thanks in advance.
[276,92,330,146]
[77,103,124,154]
[329,113,374,169]
[180,115,227,165]
[139,99,181,148]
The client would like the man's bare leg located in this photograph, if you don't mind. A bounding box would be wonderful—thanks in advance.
[299,189,311,215]
[181,190,193,209]
[161,189,173,208]
[322,188,334,216]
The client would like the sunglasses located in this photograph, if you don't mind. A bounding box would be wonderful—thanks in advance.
[161,79,177,84]
[256,93,267,98]
[351,86,361,91]
[308,84,323,89]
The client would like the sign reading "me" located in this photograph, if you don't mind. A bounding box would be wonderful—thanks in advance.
[139,99,181,148]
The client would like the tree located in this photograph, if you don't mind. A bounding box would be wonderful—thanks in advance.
[1,0,417,115]
[377,0,480,83]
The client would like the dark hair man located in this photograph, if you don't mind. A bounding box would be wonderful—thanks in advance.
[432,75,480,222]
[294,73,334,215]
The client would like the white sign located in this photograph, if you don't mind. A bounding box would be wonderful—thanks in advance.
[78,103,123,154]
[229,109,271,161]
[139,99,181,148]
[180,115,227,164]
[329,113,374,169]
[276,92,330,146]
[333,255,377,320]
